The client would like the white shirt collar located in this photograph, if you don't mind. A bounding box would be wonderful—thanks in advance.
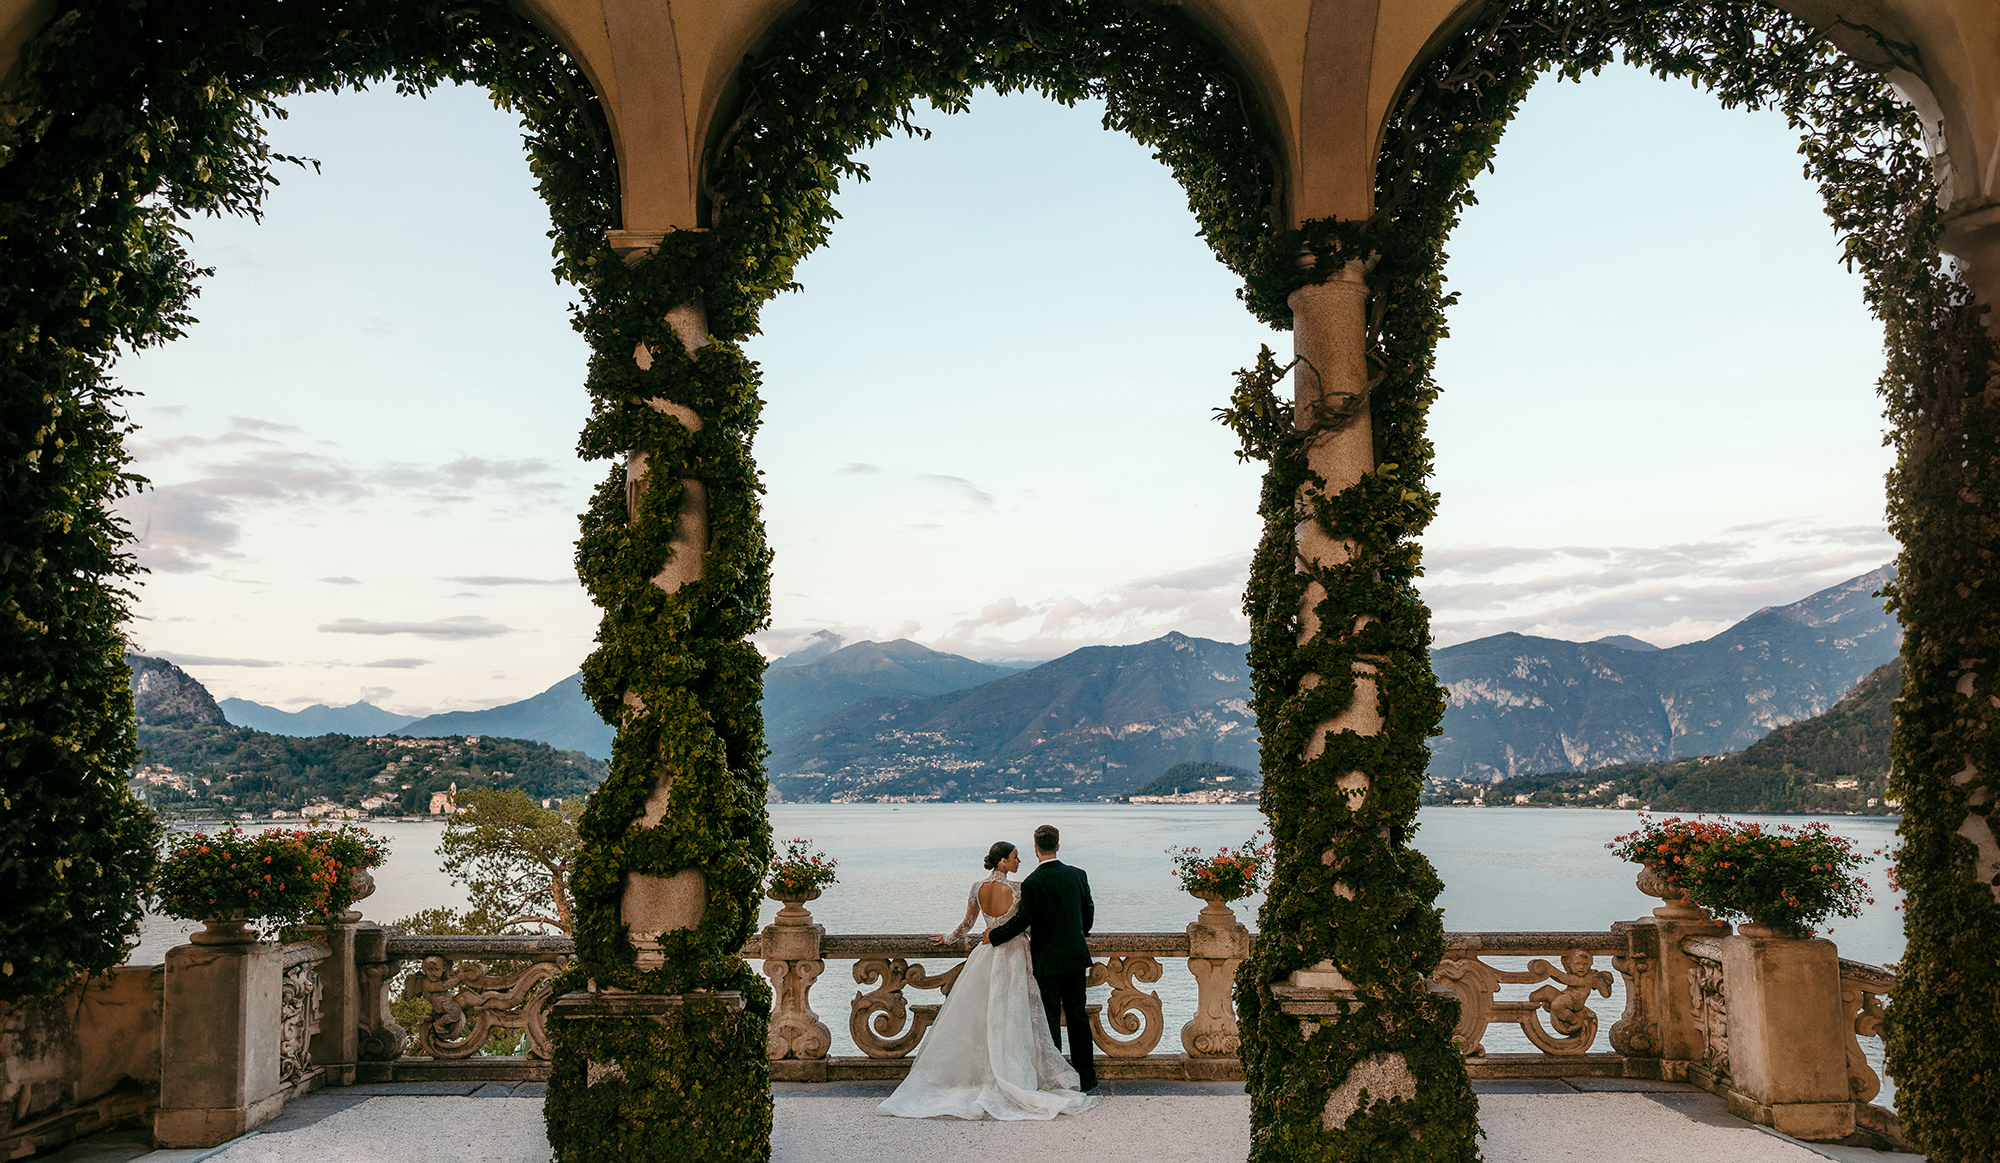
[1037,852,1059,864]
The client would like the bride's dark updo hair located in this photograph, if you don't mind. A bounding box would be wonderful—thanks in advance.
[983,841,1017,871]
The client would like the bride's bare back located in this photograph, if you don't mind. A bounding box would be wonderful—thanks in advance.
[977,879,1013,917]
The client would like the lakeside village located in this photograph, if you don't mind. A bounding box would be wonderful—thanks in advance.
[127,734,580,824]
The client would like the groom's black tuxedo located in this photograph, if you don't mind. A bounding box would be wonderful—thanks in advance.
[988,857,1096,1089]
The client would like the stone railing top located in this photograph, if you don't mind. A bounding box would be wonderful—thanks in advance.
[1681,934,1726,962]
[282,940,331,969]
[1839,957,1897,992]
[1441,931,1627,953]
[384,934,575,958]
[370,928,1653,962]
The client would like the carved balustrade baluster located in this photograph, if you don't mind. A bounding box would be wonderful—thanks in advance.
[1608,920,1662,1061]
[1086,955,1165,1057]
[354,926,406,1068]
[1521,951,1614,1053]
[1182,896,1250,1057]
[1686,954,1729,1080]
[1838,960,1894,1105]
[1431,957,1501,1055]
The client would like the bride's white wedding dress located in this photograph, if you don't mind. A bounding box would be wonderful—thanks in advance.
[876,870,1098,1120]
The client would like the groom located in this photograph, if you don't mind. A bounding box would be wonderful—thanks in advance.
[985,823,1097,1091]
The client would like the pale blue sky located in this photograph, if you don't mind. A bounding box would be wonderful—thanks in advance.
[114,64,1896,715]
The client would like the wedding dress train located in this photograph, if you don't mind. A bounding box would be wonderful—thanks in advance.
[876,871,1098,1120]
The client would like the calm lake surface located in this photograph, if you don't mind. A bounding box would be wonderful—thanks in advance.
[132,805,1903,1097]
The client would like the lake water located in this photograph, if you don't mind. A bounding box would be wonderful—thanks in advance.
[132,805,1903,1098]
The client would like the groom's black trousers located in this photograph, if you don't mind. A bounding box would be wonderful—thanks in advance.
[1037,969,1096,1089]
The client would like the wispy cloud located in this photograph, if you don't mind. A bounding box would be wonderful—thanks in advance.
[158,653,285,668]
[321,576,362,585]
[838,463,882,475]
[927,556,1252,660]
[442,575,574,586]
[1420,522,1898,647]
[318,616,514,639]
[917,473,996,509]
[360,657,431,669]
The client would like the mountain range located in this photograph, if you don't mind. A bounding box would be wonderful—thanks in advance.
[196,564,1903,801]
[1428,565,1900,782]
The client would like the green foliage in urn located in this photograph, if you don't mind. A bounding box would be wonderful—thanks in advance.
[1167,834,1273,902]
[767,838,838,897]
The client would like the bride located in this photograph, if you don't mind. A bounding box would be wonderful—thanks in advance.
[876,840,1098,1120]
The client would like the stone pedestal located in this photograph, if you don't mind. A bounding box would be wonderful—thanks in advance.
[299,924,359,1085]
[154,940,284,1147]
[1647,915,1732,1079]
[1182,896,1250,1057]
[1718,932,1855,1141]
[760,893,829,1061]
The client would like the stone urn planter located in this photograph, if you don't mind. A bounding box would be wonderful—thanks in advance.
[189,915,260,945]
[341,865,377,924]
[1191,891,1240,927]
[1635,862,1716,924]
[767,886,822,927]
[1735,919,1809,940]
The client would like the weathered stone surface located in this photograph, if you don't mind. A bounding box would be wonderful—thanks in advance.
[621,870,707,969]
[1320,1052,1418,1129]
[155,940,285,1147]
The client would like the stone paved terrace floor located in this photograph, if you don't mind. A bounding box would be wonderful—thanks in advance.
[41,1080,1923,1163]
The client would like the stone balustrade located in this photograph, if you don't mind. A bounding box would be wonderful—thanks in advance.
[3,898,1904,1154]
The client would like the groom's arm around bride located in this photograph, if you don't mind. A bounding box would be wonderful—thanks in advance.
[985,824,1098,1091]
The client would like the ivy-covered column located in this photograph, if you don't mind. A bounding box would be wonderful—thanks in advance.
[1235,257,1479,1163]
[1880,219,2000,1161]
[545,232,774,1163]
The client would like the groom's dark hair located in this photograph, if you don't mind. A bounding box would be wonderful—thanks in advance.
[1033,824,1060,853]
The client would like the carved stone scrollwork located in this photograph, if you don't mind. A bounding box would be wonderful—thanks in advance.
[280,962,323,1085]
[1086,955,1165,1057]
[1841,978,1887,1103]
[1430,950,1611,1055]
[1522,952,1614,1053]
[850,958,964,1058]
[763,957,831,1060]
[1688,956,1729,1079]
[401,954,564,1059]
[1432,957,1501,1055]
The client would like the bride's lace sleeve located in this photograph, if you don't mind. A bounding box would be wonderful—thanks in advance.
[943,880,982,942]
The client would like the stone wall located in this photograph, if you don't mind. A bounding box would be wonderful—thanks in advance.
[0,965,162,1157]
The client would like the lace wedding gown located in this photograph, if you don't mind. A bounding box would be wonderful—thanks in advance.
[876,870,1098,1120]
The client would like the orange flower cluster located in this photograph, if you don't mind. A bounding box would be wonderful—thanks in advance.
[1609,814,1874,935]
[767,837,839,896]
[153,823,389,930]
[1167,833,1275,903]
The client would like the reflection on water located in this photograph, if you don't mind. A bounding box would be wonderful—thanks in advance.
[128,805,1904,1101]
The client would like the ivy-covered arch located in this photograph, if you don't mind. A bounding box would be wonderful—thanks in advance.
[1219,3,1997,1161]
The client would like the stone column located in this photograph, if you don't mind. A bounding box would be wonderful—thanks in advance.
[154,938,285,1147]
[760,894,830,1079]
[1181,896,1249,1058]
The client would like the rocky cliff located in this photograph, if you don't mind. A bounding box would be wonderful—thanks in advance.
[125,655,228,728]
